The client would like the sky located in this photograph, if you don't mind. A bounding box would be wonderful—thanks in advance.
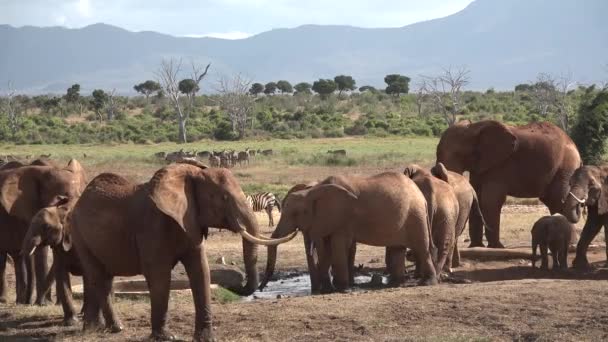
[0,0,475,39]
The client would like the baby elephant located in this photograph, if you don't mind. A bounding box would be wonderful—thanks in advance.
[531,214,576,270]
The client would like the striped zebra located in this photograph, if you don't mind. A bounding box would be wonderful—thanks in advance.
[246,192,282,226]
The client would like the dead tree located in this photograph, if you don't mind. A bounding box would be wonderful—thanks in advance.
[530,72,576,131]
[106,89,119,121]
[216,74,254,139]
[187,61,211,111]
[156,58,188,143]
[419,66,471,126]
[3,81,21,138]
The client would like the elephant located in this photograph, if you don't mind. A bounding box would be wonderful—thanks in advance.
[562,165,608,269]
[429,162,488,267]
[404,164,459,274]
[436,120,581,248]
[531,214,576,270]
[0,159,86,305]
[69,160,295,341]
[21,200,86,325]
[261,172,438,293]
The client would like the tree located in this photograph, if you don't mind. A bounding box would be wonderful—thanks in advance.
[156,58,188,143]
[514,83,533,92]
[334,75,356,96]
[64,83,84,116]
[264,82,277,95]
[276,80,293,94]
[359,85,376,93]
[249,83,264,96]
[133,80,161,102]
[571,87,608,164]
[90,89,108,122]
[312,79,337,99]
[178,78,199,114]
[419,66,470,126]
[106,89,119,121]
[528,72,576,130]
[294,82,312,95]
[2,81,21,138]
[216,74,254,139]
[384,74,411,97]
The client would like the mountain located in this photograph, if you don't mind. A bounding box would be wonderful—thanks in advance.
[1,0,607,94]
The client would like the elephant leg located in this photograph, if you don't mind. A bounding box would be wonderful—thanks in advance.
[387,247,406,285]
[38,261,56,306]
[550,245,558,270]
[25,254,34,304]
[561,241,569,270]
[315,237,333,294]
[604,225,608,268]
[303,233,321,294]
[540,243,549,270]
[478,185,507,248]
[267,207,273,227]
[0,252,7,303]
[573,213,603,269]
[469,184,485,247]
[451,243,461,268]
[348,241,356,287]
[144,266,174,340]
[54,251,77,325]
[34,246,51,305]
[96,275,122,333]
[329,234,350,292]
[182,246,214,342]
[76,243,105,332]
[12,253,28,304]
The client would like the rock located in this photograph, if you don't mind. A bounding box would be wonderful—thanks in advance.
[215,256,226,265]
[370,274,384,287]
[210,264,245,290]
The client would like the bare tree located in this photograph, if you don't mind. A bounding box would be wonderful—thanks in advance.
[106,89,119,121]
[413,85,429,117]
[216,73,254,139]
[530,72,576,131]
[419,66,471,126]
[189,60,211,109]
[2,81,21,138]
[156,58,188,143]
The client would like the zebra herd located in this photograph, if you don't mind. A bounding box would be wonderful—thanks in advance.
[246,192,282,226]
[154,148,274,168]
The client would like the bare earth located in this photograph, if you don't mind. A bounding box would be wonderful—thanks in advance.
[1,206,607,342]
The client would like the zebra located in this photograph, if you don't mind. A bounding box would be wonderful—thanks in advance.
[246,192,282,226]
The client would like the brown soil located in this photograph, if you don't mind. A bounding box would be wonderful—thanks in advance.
[1,207,607,341]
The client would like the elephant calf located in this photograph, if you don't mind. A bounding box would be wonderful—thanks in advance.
[21,201,85,326]
[531,214,576,270]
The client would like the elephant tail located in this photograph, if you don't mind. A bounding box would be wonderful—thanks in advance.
[425,201,438,266]
[471,190,492,234]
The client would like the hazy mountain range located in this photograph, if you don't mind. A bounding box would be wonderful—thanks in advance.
[1,0,607,94]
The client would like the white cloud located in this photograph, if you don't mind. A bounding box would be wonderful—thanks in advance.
[183,31,252,40]
[77,0,92,18]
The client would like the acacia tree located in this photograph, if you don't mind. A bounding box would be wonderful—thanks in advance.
[216,74,254,139]
[312,79,337,99]
[264,82,277,95]
[276,80,293,94]
[133,80,161,102]
[529,72,576,131]
[384,74,410,97]
[570,87,608,164]
[64,83,84,116]
[334,75,356,96]
[90,89,108,122]
[249,83,264,96]
[294,82,312,95]
[419,66,471,126]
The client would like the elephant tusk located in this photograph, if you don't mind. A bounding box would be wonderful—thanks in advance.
[28,246,37,256]
[566,191,587,204]
[239,230,298,246]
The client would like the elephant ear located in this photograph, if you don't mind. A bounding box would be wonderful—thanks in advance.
[64,159,87,194]
[0,169,39,220]
[149,164,202,244]
[430,162,450,183]
[303,184,358,238]
[595,169,608,215]
[473,121,518,174]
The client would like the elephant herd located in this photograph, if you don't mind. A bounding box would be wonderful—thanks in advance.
[0,120,606,342]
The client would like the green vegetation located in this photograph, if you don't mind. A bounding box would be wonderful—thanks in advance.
[571,88,608,164]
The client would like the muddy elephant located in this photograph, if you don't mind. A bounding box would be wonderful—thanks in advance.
[262,172,438,293]
[430,162,487,267]
[21,200,85,325]
[436,120,581,248]
[70,160,295,341]
[531,214,576,270]
[562,165,608,269]
[0,159,86,305]
[404,164,459,274]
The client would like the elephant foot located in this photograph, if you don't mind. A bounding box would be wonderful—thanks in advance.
[63,316,79,327]
[572,257,591,270]
[106,322,124,334]
[468,242,485,248]
[418,276,438,286]
[150,329,177,341]
[486,241,505,249]
[0,296,7,304]
[194,327,216,342]
[83,320,104,333]
[35,298,49,306]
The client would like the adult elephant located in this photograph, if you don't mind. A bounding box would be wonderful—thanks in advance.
[70,160,295,341]
[262,172,438,293]
[404,164,459,274]
[436,120,581,248]
[562,165,608,269]
[429,162,487,267]
[0,159,85,304]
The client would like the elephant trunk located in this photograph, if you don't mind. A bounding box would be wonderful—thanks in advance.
[21,230,42,258]
[232,201,261,296]
[259,221,297,291]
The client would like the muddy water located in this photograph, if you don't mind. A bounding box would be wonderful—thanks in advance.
[246,274,379,300]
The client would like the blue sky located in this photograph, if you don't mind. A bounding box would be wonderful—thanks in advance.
[0,0,474,39]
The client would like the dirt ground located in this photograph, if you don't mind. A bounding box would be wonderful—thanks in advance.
[1,206,608,341]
